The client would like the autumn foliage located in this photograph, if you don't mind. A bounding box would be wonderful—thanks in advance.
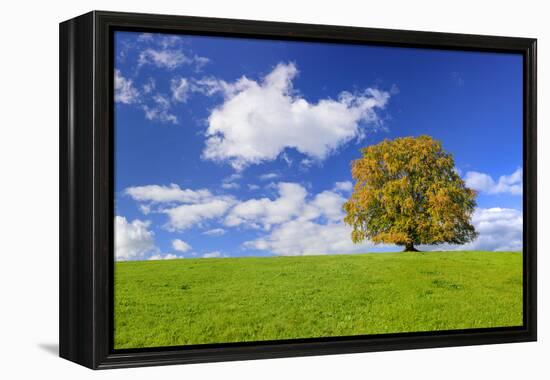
[343,135,477,251]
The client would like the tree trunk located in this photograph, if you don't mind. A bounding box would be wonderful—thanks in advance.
[403,242,419,252]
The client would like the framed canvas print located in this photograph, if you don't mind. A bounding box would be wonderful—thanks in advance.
[59,11,537,369]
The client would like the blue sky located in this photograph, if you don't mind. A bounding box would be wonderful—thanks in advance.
[114,31,523,260]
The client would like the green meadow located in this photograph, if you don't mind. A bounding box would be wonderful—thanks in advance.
[114,251,522,349]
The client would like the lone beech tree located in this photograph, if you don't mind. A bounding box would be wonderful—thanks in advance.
[343,135,477,252]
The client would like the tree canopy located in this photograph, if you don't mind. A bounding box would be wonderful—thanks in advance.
[343,135,477,251]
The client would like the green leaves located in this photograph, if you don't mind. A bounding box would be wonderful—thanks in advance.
[344,135,478,249]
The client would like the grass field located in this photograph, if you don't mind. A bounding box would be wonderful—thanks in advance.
[114,251,522,349]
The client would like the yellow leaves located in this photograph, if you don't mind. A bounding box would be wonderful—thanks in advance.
[343,135,478,248]
[371,231,409,245]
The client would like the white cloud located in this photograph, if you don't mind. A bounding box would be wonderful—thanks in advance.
[244,220,379,256]
[139,204,151,215]
[125,183,236,231]
[193,55,210,71]
[222,182,240,189]
[333,181,353,192]
[300,158,315,168]
[224,182,307,230]
[134,32,210,70]
[114,71,178,124]
[138,48,192,70]
[172,238,192,253]
[121,177,523,257]
[115,34,212,124]
[225,182,347,232]
[115,216,156,261]
[280,152,293,166]
[465,172,493,190]
[248,184,260,191]
[148,253,183,260]
[468,207,523,251]
[203,251,222,258]
[114,69,140,104]
[422,207,523,252]
[203,228,226,236]
[125,184,212,204]
[201,62,390,170]
[171,77,190,102]
[464,168,522,195]
[259,173,279,181]
[142,93,178,124]
[171,76,226,103]
[303,190,347,222]
[221,173,242,190]
[142,78,156,94]
[163,198,235,231]
[241,185,361,256]
[225,173,242,182]
[190,76,244,97]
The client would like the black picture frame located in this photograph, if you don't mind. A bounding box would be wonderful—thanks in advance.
[59,10,537,369]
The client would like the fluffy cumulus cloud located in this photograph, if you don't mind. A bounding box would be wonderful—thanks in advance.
[244,220,378,256]
[304,190,348,222]
[464,207,523,251]
[172,238,192,253]
[162,198,235,231]
[115,216,156,261]
[201,62,391,170]
[121,181,522,257]
[240,183,380,255]
[122,180,365,255]
[464,168,522,195]
[125,183,235,231]
[224,183,307,230]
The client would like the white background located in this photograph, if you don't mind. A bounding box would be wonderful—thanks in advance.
[0,0,547,378]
